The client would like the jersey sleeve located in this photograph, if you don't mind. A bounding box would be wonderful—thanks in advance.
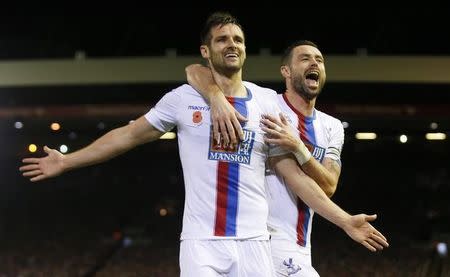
[144,88,181,132]
[325,120,345,165]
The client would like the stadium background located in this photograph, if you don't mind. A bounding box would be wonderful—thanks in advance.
[0,5,449,276]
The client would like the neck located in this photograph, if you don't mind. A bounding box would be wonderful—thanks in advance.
[285,88,316,116]
[211,69,247,97]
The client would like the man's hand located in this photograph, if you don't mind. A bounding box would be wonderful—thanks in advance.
[210,92,247,148]
[260,113,300,152]
[19,146,65,182]
[185,63,247,148]
[261,113,311,165]
[343,214,389,252]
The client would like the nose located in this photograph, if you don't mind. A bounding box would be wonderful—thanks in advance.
[228,39,237,48]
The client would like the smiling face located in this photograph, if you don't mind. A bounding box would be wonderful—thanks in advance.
[200,23,246,76]
[283,44,326,101]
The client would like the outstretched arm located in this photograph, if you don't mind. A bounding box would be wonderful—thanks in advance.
[20,116,163,182]
[185,64,246,147]
[270,154,389,252]
[262,113,339,196]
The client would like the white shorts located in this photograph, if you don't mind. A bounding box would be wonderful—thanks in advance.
[180,239,275,277]
[271,239,319,277]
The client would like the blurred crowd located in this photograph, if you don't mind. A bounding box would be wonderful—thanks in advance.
[0,225,447,277]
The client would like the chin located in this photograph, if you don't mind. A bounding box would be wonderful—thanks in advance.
[304,91,319,101]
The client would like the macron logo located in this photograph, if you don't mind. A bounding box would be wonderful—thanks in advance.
[188,105,210,111]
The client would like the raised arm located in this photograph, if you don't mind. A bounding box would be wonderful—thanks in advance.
[262,113,339,196]
[20,116,163,182]
[269,154,389,252]
[185,64,246,147]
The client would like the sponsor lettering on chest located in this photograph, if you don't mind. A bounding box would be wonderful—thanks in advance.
[208,129,255,164]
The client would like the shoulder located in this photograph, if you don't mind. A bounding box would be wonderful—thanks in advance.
[171,84,200,95]
[161,84,205,102]
[243,81,278,98]
[315,109,343,129]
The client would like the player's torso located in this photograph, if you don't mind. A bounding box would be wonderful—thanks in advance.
[265,94,338,249]
[176,84,278,240]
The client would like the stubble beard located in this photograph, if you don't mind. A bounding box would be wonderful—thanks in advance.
[292,75,322,101]
[210,52,243,77]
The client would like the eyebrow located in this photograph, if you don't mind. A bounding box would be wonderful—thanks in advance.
[299,53,324,60]
[214,34,244,41]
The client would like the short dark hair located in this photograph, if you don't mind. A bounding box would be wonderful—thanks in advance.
[281,40,319,65]
[200,11,243,45]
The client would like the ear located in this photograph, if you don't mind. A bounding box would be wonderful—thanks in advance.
[280,65,290,79]
[200,45,209,58]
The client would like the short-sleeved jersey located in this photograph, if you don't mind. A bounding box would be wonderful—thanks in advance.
[265,93,344,253]
[145,82,286,240]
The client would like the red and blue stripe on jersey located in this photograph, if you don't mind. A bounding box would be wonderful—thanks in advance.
[283,94,316,246]
[214,92,250,237]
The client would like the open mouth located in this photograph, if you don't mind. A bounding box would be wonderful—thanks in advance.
[225,53,239,58]
[305,71,320,88]
[306,71,319,81]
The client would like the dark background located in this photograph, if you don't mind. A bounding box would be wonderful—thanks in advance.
[0,5,449,276]
[1,5,449,59]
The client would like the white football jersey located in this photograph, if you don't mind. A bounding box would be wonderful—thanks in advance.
[145,82,286,240]
[265,93,344,253]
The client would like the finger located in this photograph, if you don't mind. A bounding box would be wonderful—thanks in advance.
[361,240,376,252]
[225,120,237,147]
[365,214,377,222]
[30,175,47,182]
[261,118,282,131]
[261,126,282,138]
[371,229,388,242]
[22,158,40,164]
[213,119,220,145]
[19,164,40,172]
[263,114,282,126]
[279,113,289,126]
[219,121,230,146]
[44,145,52,153]
[367,237,384,250]
[371,233,389,247]
[235,111,248,122]
[231,113,244,141]
[22,170,42,177]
